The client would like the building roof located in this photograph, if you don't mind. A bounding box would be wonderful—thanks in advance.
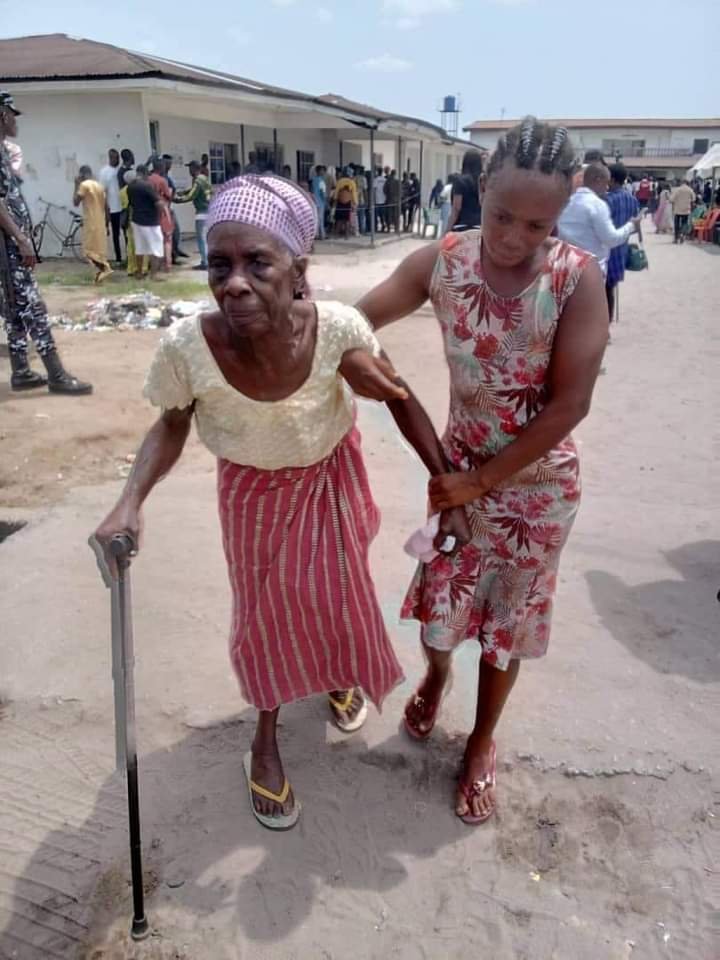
[0,33,301,98]
[465,117,720,131]
[314,94,466,143]
[0,34,471,145]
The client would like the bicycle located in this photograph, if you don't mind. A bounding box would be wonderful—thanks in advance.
[32,197,84,261]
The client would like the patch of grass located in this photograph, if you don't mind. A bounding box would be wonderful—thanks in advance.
[40,273,209,300]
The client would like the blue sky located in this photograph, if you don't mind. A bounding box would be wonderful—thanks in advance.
[2,0,718,126]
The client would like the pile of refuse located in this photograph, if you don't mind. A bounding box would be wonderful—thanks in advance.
[49,292,210,332]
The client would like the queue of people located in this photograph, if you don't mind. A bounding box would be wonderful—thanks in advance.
[307,163,422,239]
[629,172,718,243]
[652,177,713,244]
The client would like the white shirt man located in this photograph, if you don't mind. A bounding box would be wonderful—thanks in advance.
[557,164,638,275]
[373,171,386,206]
[98,148,124,261]
[98,157,122,214]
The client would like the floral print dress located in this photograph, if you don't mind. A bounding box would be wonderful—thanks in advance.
[401,231,592,670]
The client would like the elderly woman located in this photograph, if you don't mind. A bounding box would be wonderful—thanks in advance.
[93,174,468,830]
[352,118,608,825]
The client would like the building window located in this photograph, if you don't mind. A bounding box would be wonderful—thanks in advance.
[149,121,160,154]
[254,142,284,174]
[296,151,314,186]
[693,138,709,155]
[209,141,239,185]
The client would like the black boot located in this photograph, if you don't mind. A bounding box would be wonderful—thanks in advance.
[9,351,48,391]
[40,349,93,395]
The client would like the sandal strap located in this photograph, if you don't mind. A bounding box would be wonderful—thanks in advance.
[459,775,495,802]
[459,743,497,799]
[249,777,291,805]
[328,689,356,712]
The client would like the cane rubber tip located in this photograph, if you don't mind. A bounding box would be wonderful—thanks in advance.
[131,916,150,940]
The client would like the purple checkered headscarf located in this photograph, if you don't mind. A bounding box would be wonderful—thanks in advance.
[206,174,317,256]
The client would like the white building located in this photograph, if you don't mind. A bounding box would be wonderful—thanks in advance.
[465,117,720,180]
[0,34,472,250]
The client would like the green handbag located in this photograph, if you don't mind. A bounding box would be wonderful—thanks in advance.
[626,242,648,271]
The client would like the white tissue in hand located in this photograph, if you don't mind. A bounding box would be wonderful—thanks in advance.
[404,514,440,564]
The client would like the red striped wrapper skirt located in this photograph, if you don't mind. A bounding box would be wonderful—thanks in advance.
[217,427,404,712]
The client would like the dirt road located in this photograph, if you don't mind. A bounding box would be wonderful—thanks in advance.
[0,233,717,959]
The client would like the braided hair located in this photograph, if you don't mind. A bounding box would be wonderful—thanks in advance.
[486,116,577,185]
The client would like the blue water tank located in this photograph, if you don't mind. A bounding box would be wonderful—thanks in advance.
[443,95,457,113]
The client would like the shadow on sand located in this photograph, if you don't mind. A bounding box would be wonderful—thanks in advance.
[585,539,720,683]
[0,698,470,959]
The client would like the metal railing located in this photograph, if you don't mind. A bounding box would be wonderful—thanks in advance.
[599,146,697,159]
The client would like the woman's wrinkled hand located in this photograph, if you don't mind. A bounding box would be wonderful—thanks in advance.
[434,506,472,555]
[429,470,487,511]
[339,349,408,402]
[92,499,143,578]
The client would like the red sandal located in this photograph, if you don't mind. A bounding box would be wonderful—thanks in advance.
[457,741,497,825]
[403,691,441,741]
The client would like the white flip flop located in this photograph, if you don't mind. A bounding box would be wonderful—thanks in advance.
[243,752,301,831]
[328,688,369,733]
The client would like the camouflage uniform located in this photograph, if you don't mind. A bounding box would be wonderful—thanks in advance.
[0,140,56,360]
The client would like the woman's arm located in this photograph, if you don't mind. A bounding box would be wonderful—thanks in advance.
[430,261,609,510]
[348,242,443,446]
[343,352,471,550]
[344,242,471,549]
[344,242,438,397]
[357,241,438,329]
[92,406,194,569]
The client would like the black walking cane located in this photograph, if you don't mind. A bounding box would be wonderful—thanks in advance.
[89,532,150,941]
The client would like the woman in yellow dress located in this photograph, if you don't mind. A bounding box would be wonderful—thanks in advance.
[74,165,113,283]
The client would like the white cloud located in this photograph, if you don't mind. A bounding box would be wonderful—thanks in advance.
[316,5,333,21]
[228,27,253,46]
[383,0,458,14]
[393,16,420,29]
[354,53,413,73]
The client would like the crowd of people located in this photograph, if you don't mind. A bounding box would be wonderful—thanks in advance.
[308,164,422,238]
[648,176,714,243]
[79,148,213,280]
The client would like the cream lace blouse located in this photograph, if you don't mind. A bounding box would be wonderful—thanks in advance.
[143,301,380,469]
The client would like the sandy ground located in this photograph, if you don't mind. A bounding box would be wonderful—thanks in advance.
[0,232,718,960]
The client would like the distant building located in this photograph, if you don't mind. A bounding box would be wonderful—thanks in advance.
[464,117,720,179]
[0,33,472,250]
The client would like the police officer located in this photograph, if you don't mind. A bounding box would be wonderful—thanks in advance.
[0,91,91,393]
